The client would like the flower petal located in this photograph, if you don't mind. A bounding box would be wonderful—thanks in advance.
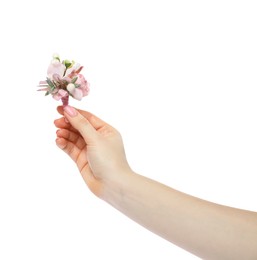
[47,62,66,80]
[52,89,68,101]
[72,88,83,101]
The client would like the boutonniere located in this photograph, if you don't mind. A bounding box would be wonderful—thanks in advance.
[38,54,89,106]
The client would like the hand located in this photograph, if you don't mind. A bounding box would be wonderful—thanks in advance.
[54,106,132,197]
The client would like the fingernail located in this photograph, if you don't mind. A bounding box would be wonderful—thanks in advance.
[64,105,77,117]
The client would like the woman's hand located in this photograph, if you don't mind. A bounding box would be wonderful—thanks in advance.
[54,106,132,197]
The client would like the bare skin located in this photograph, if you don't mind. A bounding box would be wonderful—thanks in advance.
[54,105,257,260]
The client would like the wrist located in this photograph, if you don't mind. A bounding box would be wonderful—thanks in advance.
[100,168,136,207]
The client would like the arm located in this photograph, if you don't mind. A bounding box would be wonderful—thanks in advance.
[104,172,257,259]
[54,106,257,260]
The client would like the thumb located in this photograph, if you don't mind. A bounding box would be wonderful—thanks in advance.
[63,105,98,144]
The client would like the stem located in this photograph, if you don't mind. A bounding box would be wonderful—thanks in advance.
[61,95,69,107]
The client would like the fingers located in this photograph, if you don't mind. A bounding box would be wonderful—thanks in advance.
[55,137,81,163]
[56,128,85,150]
[54,117,79,134]
[57,106,107,130]
[54,117,70,129]
[56,127,88,172]
[63,106,99,145]
[57,106,64,115]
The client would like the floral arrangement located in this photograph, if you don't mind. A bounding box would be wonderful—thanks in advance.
[38,54,89,106]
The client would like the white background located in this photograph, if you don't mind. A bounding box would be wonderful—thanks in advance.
[0,1,256,259]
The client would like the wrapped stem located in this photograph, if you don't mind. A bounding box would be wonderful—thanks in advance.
[61,95,69,106]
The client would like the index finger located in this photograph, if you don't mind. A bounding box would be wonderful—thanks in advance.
[57,106,108,130]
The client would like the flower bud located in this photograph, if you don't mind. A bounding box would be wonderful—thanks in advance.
[67,83,76,93]
[64,59,73,69]
[52,53,60,61]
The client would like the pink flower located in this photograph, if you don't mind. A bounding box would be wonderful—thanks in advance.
[77,74,90,96]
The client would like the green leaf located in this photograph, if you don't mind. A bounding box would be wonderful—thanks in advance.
[75,84,80,88]
[46,78,56,91]
[45,91,50,96]
[71,77,78,84]
[46,78,54,87]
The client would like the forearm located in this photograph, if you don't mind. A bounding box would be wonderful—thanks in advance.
[102,171,257,260]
